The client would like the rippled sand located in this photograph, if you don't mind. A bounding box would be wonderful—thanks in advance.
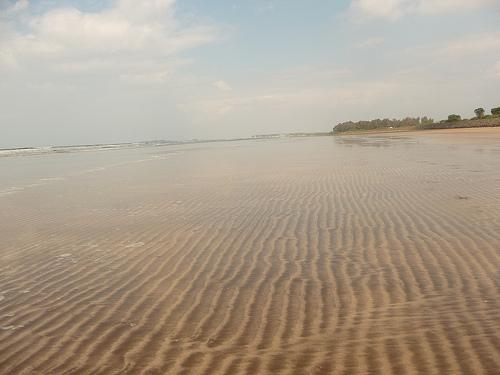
[0,128,499,374]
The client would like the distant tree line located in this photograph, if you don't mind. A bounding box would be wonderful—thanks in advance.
[473,106,500,119]
[443,114,462,122]
[333,106,500,133]
[333,117,434,133]
[443,106,500,123]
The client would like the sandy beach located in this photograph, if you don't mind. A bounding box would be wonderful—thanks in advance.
[0,128,499,374]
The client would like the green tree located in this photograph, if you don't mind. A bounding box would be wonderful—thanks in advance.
[421,116,434,125]
[491,107,500,116]
[447,114,461,122]
[474,108,485,119]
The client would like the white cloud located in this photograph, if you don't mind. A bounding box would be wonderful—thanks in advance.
[0,0,29,17]
[350,0,496,20]
[494,61,500,78]
[120,69,170,84]
[418,0,495,14]
[116,0,176,22]
[214,80,232,91]
[354,37,385,48]
[280,66,352,83]
[402,31,500,65]
[184,81,398,119]
[0,48,17,68]
[257,2,275,13]
[0,0,218,81]
[187,93,281,116]
[439,32,500,56]
[350,0,409,20]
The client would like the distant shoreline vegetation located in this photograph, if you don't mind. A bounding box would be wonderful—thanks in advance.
[332,106,500,134]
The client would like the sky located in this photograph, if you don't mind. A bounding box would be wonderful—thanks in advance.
[1,0,499,147]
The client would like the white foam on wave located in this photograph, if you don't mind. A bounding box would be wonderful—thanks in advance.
[0,148,46,157]
[39,177,66,182]
[0,175,67,199]
[86,167,107,173]
[0,186,24,196]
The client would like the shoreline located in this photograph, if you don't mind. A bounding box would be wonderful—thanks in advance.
[2,125,499,159]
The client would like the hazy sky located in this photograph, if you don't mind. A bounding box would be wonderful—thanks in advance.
[1,0,499,147]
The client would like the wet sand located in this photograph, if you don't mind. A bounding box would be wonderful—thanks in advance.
[0,128,499,374]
